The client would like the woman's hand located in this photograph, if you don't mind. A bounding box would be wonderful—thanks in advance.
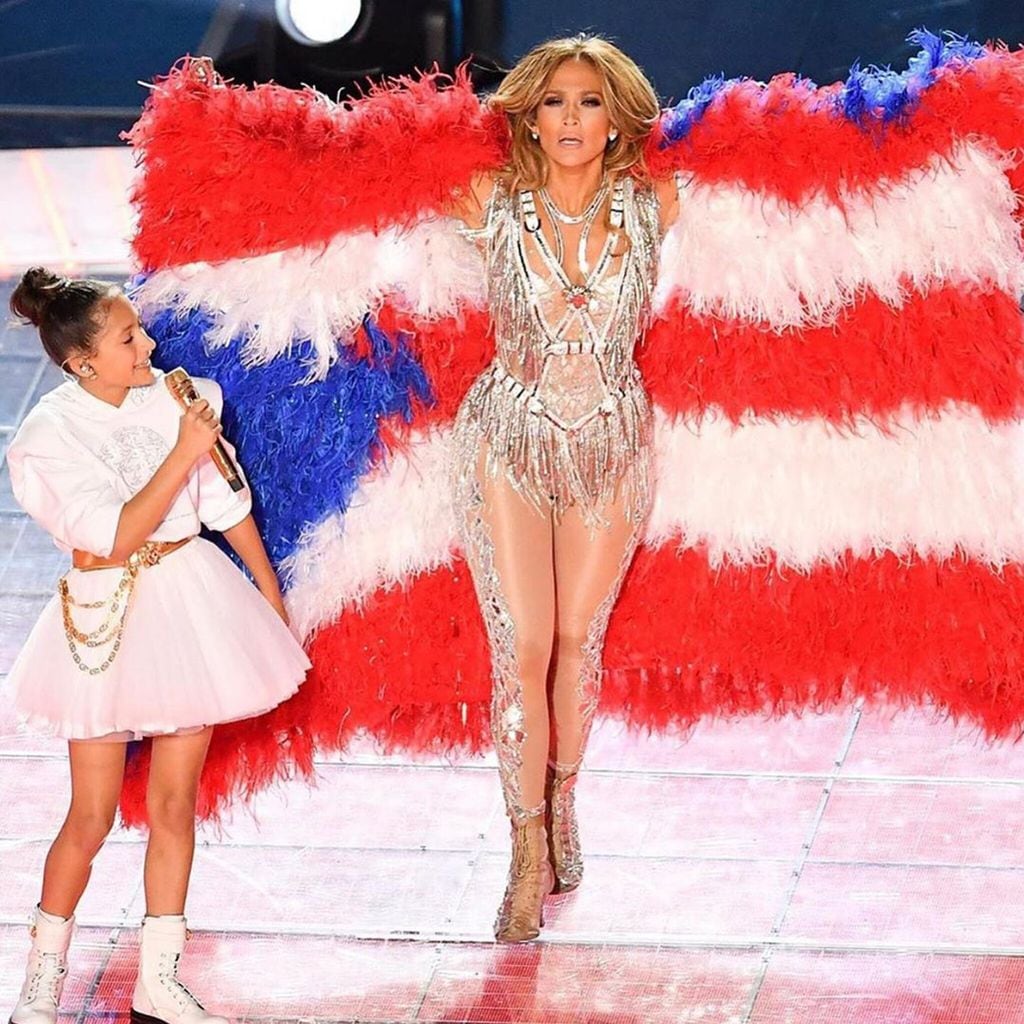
[448,170,496,230]
[174,399,222,463]
[653,173,682,235]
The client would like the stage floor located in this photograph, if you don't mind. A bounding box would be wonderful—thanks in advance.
[2,246,1024,1021]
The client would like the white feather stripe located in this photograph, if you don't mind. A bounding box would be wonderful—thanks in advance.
[647,404,1024,569]
[133,218,486,379]
[137,140,1023,381]
[281,427,460,642]
[654,141,1024,327]
[283,408,1024,642]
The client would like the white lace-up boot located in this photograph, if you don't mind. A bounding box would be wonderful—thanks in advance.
[130,916,228,1024]
[9,907,74,1024]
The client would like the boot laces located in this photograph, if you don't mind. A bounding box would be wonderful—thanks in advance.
[25,952,66,1004]
[510,831,531,879]
[158,951,204,1013]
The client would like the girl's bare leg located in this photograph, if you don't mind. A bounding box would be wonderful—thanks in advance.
[143,727,212,916]
[39,739,127,918]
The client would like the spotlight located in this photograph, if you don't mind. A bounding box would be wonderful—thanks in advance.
[208,0,504,96]
[275,0,363,46]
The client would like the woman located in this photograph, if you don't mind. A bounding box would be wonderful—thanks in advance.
[450,35,680,942]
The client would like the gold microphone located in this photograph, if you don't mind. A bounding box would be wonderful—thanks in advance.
[165,367,246,493]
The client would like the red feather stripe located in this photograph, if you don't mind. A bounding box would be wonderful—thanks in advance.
[127,60,506,270]
[647,51,1024,208]
[126,546,1024,823]
[128,51,1024,271]
[366,285,1024,428]
[641,285,1024,424]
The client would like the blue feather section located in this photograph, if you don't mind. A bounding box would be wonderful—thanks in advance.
[839,29,986,125]
[659,29,986,148]
[139,300,432,567]
[660,74,741,145]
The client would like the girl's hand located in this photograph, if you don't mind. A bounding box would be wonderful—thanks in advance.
[262,589,290,626]
[174,400,222,463]
[220,516,296,634]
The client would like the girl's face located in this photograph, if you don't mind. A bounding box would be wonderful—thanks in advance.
[68,295,156,400]
[531,59,615,172]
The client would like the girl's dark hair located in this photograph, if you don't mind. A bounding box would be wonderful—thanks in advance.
[9,267,117,367]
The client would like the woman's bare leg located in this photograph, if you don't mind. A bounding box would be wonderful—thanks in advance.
[549,492,642,771]
[457,447,558,941]
[545,492,644,890]
[460,455,556,822]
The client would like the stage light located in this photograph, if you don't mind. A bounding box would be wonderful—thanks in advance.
[211,0,503,96]
[275,0,363,46]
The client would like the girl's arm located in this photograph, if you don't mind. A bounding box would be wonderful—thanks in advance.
[221,514,289,624]
[109,400,220,560]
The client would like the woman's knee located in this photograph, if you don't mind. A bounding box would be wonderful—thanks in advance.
[513,634,554,686]
[552,627,590,670]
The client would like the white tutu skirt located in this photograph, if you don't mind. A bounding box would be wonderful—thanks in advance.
[6,537,310,740]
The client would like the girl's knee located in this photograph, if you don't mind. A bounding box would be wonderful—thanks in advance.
[146,793,198,836]
[63,807,116,853]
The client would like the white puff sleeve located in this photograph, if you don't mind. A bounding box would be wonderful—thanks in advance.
[7,414,124,556]
[191,378,252,533]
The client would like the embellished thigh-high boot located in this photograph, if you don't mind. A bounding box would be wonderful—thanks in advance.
[494,806,555,943]
[546,761,584,894]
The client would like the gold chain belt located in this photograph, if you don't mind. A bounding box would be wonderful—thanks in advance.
[60,538,194,675]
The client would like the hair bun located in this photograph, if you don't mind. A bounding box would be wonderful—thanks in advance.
[9,266,69,327]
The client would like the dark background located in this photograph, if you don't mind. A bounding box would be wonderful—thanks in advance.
[2,0,1023,147]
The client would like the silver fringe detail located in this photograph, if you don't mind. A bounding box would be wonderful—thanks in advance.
[456,364,652,528]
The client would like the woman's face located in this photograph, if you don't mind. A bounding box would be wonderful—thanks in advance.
[69,294,156,394]
[531,59,614,172]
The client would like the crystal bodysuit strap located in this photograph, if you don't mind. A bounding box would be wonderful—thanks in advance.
[543,338,607,356]
[608,181,625,228]
[519,180,627,327]
[519,189,541,234]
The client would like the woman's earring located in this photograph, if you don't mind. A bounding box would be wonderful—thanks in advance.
[530,129,539,141]
[608,131,618,143]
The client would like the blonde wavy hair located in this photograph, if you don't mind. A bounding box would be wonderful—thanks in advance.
[491,35,661,192]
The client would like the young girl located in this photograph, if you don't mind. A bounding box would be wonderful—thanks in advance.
[5,267,309,1024]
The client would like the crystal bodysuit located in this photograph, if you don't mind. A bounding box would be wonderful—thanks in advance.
[453,177,661,527]
[452,176,661,826]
